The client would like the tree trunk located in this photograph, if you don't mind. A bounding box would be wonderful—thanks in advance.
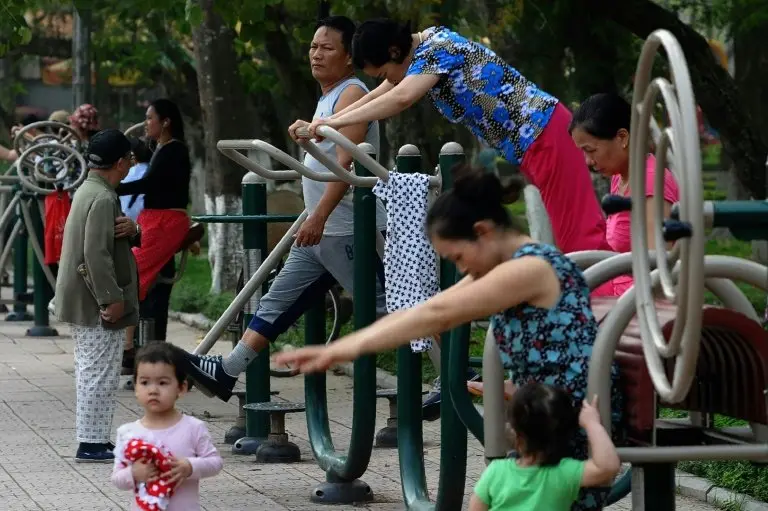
[193,0,252,294]
[72,8,92,109]
[731,10,768,263]
[580,0,768,199]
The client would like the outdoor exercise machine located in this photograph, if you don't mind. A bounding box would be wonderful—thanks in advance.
[480,29,768,511]
[0,121,88,335]
[191,134,386,463]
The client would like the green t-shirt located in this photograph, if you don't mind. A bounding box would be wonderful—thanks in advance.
[474,458,585,510]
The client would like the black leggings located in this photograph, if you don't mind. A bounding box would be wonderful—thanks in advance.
[138,258,175,341]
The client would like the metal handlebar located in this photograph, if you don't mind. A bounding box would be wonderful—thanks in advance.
[629,29,705,404]
[295,126,442,188]
[216,139,345,183]
[13,121,82,155]
[17,142,88,195]
[124,122,145,138]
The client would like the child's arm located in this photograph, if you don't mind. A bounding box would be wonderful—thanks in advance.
[186,422,223,480]
[469,494,490,511]
[579,396,621,487]
[470,460,500,511]
[111,429,135,491]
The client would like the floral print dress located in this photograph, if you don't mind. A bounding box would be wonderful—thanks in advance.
[406,26,558,165]
[491,243,624,511]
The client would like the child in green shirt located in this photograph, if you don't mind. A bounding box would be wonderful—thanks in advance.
[470,383,620,511]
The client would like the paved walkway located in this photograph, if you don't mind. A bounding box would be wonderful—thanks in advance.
[0,313,718,510]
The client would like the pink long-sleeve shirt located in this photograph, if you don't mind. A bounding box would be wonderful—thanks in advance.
[111,414,223,511]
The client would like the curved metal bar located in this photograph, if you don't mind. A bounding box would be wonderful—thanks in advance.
[216,140,301,181]
[629,29,705,403]
[0,194,22,236]
[124,122,145,138]
[0,219,23,277]
[296,126,442,187]
[295,138,379,187]
[13,121,81,155]
[250,140,346,183]
[193,210,308,355]
[18,198,56,288]
[17,142,88,194]
[304,126,389,180]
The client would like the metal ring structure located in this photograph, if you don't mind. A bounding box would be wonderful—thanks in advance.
[13,121,82,155]
[17,142,88,195]
[124,122,145,138]
[629,29,705,403]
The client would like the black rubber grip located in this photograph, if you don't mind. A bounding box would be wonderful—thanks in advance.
[601,194,633,216]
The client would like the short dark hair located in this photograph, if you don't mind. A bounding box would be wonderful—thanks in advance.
[133,342,188,385]
[569,92,632,140]
[316,16,356,54]
[129,136,153,163]
[508,382,579,466]
[426,165,525,241]
[352,18,413,69]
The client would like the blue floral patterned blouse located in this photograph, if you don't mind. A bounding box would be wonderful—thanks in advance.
[406,26,559,165]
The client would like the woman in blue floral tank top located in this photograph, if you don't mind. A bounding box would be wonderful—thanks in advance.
[291,19,611,257]
[275,168,625,511]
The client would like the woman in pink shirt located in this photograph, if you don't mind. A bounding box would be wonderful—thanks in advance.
[570,93,680,296]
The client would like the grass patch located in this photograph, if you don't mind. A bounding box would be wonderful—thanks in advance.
[169,253,234,320]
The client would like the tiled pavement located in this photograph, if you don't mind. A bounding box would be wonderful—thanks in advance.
[0,314,718,510]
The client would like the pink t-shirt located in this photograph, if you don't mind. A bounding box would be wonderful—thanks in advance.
[112,414,223,511]
[606,154,680,295]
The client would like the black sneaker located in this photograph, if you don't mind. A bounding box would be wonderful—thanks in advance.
[184,353,236,402]
[422,369,482,422]
[75,443,114,463]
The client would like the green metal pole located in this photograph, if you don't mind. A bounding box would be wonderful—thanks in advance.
[394,144,431,509]
[234,172,271,455]
[7,188,31,322]
[27,195,57,336]
[304,143,377,504]
[434,142,468,511]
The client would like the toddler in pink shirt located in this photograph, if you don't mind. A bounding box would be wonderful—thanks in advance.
[112,342,223,511]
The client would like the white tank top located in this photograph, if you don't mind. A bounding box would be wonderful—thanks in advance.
[302,77,387,236]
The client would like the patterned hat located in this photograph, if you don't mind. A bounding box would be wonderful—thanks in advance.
[69,104,100,132]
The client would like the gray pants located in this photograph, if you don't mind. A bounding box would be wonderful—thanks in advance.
[72,324,124,443]
[247,234,386,341]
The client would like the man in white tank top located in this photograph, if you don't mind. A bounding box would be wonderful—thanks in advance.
[183,16,387,402]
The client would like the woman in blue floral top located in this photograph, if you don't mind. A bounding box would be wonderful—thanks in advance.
[275,167,624,511]
[291,19,611,258]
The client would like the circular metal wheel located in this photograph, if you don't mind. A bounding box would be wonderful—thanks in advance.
[629,29,705,404]
[124,122,146,138]
[13,121,82,156]
[16,142,88,195]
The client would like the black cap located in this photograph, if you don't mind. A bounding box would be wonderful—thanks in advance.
[86,129,131,169]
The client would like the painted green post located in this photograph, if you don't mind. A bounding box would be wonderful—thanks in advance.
[27,195,57,336]
[232,172,271,455]
[6,187,31,322]
[304,142,377,504]
[394,144,431,508]
[434,142,468,511]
